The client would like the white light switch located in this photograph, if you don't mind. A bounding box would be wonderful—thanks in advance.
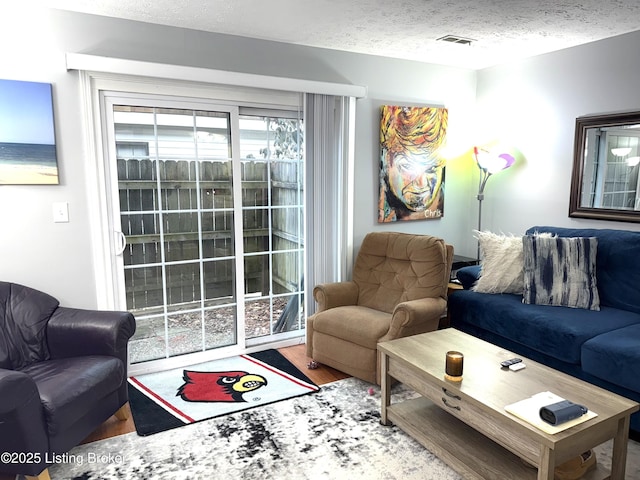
[53,202,69,223]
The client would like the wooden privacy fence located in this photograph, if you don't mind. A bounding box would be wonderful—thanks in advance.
[117,157,304,314]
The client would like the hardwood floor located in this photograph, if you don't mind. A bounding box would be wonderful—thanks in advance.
[0,345,349,480]
[278,343,351,386]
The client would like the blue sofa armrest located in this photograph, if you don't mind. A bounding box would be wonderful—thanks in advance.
[456,265,481,290]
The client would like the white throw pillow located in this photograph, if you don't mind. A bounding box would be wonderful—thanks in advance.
[473,231,524,294]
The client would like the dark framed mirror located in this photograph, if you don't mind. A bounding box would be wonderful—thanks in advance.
[569,111,640,222]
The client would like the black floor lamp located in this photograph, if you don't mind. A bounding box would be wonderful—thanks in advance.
[473,146,515,259]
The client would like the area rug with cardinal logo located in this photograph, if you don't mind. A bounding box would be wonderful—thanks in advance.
[127,349,319,435]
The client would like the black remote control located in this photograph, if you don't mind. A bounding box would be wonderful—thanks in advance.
[500,358,522,368]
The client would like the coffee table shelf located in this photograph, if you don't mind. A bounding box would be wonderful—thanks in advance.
[387,397,610,480]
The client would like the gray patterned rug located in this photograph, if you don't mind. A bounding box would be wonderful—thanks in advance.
[40,377,640,479]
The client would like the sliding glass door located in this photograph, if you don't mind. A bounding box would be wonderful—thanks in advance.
[104,96,305,370]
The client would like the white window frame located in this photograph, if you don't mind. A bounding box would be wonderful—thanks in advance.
[78,72,304,309]
[71,57,361,373]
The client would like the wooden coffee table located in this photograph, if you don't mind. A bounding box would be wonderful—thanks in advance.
[378,328,639,480]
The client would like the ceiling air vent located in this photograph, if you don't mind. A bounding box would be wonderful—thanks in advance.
[436,35,474,46]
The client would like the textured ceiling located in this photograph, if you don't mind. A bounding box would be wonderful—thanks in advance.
[37,0,640,69]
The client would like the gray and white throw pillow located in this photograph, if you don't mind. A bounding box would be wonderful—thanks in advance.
[473,230,554,295]
[522,235,599,310]
[473,231,524,294]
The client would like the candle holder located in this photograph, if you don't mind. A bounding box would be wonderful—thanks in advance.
[445,351,464,382]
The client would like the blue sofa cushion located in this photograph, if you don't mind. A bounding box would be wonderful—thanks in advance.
[522,235,599,310]
[448,290,640,364]
[582,324,640,394]
[526,227,640,314]
[456,265,481,290]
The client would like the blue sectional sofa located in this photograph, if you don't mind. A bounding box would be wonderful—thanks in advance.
[448,226,640,434]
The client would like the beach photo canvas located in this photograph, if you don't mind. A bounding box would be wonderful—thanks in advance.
[0,79,59,185]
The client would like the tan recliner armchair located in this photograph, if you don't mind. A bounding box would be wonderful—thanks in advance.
[306,231,453,384]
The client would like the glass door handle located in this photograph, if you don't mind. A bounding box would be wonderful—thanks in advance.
[115,231,127,255]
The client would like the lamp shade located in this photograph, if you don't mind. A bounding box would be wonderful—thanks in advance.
[474,146,515,174]
[473,144,517,258]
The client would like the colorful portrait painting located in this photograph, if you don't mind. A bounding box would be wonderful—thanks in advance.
[378,105,448,222]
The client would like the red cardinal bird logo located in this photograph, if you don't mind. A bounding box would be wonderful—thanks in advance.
[177,370,267,403]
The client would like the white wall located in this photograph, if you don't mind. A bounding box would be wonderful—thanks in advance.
[0,6,93,306]
[0,6,476,307]
[4,6,638,309]
[476,30,640,237]
[330,56,478,257]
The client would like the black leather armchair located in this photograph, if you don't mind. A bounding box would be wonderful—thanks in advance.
[0,281,136,480]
